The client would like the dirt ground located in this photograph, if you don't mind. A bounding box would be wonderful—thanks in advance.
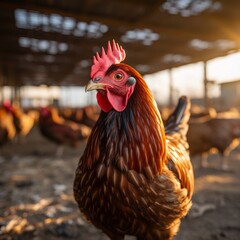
[0,126,240,240]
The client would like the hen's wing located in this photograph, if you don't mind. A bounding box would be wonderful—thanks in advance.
[164,96,194,198]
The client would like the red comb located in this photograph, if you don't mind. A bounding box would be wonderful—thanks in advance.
[90,40,126,79]
[2,100,14,112]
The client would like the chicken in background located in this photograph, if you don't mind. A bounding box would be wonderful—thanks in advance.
[60,105,100,128]
[74,40,194,240]
[0,103,16,147]
[82,105,100,127]
[190,104,217,118]
[160,104,217,122]
[187,111,240,170]
[8,104,39,140]
[163,105,240,170]
[39,106,91,157]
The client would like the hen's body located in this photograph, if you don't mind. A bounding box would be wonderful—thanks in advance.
[11,106,38,137]
[0,107,16,146]
[60,106,99,128]
[188,115,240,169]
[74,64,194,239]
[39,107,91,148]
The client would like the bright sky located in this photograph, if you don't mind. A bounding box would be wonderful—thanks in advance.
[208,51,240,82]
[145,51,240,105]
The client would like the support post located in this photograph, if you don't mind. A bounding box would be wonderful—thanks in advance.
[168,69,174,107]
[203,61,209,108]
[0,64,3,103]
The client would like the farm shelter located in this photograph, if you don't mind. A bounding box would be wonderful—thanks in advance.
[0,0,240,88]
[0,1,240,240]
[220,80,240,109]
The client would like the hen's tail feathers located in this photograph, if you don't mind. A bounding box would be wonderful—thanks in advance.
[164,96,191,140]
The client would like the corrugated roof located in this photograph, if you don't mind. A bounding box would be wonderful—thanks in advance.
[0,0,240,86]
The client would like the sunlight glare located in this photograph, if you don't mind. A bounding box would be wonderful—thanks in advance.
[208,51,240,82]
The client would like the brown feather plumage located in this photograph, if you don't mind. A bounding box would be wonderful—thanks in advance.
[74,60,194,240]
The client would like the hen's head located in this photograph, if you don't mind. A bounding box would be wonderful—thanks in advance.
[86,40,137,112]
[2,100,14,112]
[40,106,51,117]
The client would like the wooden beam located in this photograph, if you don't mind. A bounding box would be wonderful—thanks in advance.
[0,0,233,41]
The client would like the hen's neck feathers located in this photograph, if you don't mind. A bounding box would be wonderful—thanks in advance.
[86,65,167,175]
[128,74,167,174]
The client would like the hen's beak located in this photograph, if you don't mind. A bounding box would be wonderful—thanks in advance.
[85,80,106,92]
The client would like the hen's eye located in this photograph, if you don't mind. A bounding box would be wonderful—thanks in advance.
[114,73,123,81]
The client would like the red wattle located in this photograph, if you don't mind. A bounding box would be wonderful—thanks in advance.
[96,92,112,112]
[96,86,134,112]
[106,90,127,112]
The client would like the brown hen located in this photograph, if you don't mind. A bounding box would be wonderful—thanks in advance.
[0,105,16,146]
[39,106,91,156]
[74,40,194,240]
[188,113,240,169]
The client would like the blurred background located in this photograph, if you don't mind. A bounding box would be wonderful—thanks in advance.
[0,0,240,240]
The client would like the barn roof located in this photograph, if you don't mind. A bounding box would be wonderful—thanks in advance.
[0,0,240,87]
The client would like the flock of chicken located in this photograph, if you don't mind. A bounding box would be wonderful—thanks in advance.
[1,99,239,239]
[0,101,99,151]
[1,100,239,170]
[1,41,239,240]
[1,99,238,171]
[162,105,240,170]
